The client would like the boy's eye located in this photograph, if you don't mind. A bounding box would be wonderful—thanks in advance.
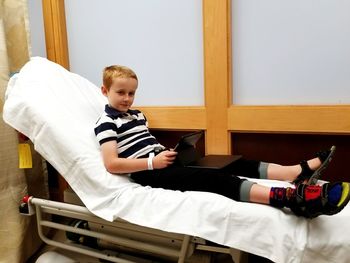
[115,90,134,96]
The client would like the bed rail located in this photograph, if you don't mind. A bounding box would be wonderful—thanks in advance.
[21,196,193,262]
[20,196,243,263]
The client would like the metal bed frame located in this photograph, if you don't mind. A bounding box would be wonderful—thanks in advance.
[21,193,244,263]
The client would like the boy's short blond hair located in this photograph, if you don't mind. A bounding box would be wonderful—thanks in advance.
[103,65,138,90]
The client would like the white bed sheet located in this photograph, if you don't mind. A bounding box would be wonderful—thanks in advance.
[3,57,350,263]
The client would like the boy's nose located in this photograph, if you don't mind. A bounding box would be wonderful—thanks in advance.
[124,95,132,102]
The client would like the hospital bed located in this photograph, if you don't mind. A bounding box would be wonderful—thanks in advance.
[3,57,350,263]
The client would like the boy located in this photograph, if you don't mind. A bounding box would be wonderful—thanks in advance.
[95,65,350,218]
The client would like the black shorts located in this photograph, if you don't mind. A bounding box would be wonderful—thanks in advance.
[130,158,260,201]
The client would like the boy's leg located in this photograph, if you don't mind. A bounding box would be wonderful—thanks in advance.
[223,158,298,180]
[249,184,270,204]
[131,166,250,201]
[226,146,335,184]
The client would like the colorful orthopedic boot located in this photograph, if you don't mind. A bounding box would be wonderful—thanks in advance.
[270,182,350,219]
[293,146,336,185]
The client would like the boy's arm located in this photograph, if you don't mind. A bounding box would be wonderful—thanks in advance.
[100,141,177,174]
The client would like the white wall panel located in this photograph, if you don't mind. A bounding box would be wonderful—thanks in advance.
[28,0,46,58]
[65,0,204,106]
[232,0,350,105]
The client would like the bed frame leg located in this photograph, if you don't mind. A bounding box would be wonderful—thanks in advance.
[230,248,247,263]
[178,235,191,263]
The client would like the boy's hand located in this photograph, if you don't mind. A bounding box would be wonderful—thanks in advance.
[153,150,177,169]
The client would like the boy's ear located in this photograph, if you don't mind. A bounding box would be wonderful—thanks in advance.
[101,85,108,96]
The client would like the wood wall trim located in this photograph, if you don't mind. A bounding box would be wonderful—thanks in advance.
[42,0,69,69]
[228,105,350,134]
[203,0,231,154]
[138,106,206,130]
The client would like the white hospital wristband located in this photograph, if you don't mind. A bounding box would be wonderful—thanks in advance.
[147,153,155,170]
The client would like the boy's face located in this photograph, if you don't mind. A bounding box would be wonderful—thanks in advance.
[101,77,138,112]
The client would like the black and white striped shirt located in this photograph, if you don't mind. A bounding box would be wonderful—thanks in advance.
[94,105,164,158]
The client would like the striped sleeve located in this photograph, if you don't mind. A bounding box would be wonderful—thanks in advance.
[140,112,149,127]
[94,116,118,145]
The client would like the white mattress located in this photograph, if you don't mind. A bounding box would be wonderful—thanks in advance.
[3,57,350,263]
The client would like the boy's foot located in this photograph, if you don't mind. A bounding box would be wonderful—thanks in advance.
[289,182,350,218]
[293,146,336,185]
